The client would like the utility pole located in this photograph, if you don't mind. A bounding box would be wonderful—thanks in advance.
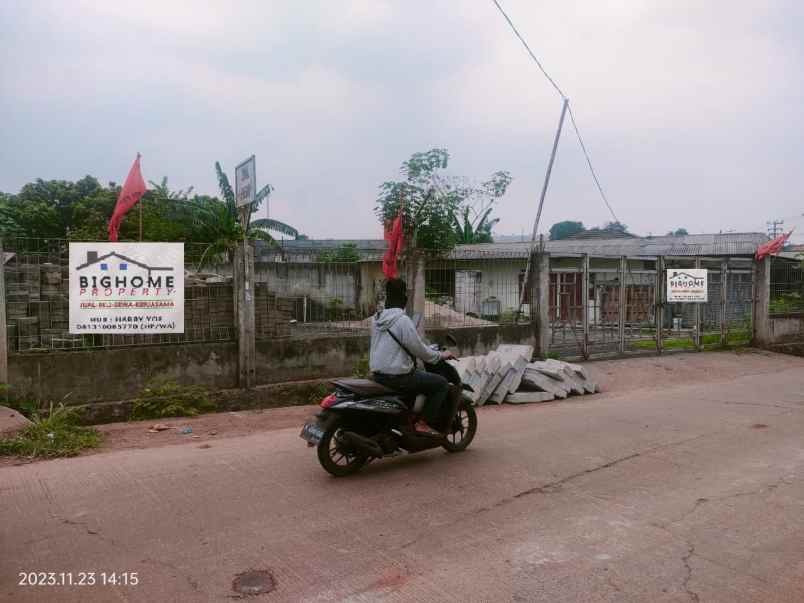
[516,97,569,322]
[767,219,784,238]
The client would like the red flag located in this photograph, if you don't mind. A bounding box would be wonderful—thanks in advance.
[382,208,405,279]
[756,230,793,260]
[108,154,147,241]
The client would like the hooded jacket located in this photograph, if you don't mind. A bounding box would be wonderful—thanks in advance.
[369,308,441,375]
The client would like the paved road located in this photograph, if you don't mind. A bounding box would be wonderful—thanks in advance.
[3,355,804,602]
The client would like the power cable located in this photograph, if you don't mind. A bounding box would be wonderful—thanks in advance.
[491,0,620,224]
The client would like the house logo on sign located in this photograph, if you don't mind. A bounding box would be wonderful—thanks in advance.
[668,271,705,289]
[76,250,175,294]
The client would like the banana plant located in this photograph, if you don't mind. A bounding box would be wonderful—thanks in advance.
[453,205,500,244]
[192,163,299,267]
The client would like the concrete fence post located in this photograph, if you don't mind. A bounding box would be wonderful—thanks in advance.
[532,251,550,358]
[581,254,590,359]
[720,259,729,346]
[753,257,771,346]
[655,256,665,354]
[235,242,256,389]
[0,239,7,385]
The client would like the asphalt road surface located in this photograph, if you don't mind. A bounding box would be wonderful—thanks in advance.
[3,352,804,602]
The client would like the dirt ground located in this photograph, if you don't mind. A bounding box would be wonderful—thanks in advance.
[3,349,801,467]
[4,348,804,601]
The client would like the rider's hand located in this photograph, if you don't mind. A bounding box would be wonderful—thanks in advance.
[440,350,456,361]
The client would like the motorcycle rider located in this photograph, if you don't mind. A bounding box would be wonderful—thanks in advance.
[370,279,454,436]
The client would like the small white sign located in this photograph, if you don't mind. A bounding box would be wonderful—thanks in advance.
[69,243,184,334]
[667,268,708,303]
[235,155,256,208]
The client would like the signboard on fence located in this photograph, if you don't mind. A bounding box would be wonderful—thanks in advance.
[667,269,708,302]
[235,155,256,208]
[69,243,184,334]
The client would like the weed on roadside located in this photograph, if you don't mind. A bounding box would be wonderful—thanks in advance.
[130,380,216,421]
[0,404,102,458]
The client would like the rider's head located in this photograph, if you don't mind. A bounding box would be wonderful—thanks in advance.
[385,279,408,310]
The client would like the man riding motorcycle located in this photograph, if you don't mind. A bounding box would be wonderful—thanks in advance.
[370,279,455,436]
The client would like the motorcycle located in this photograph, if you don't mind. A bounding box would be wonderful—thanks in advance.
[299,335,477,477]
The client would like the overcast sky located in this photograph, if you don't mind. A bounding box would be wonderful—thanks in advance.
[1,0,803,241]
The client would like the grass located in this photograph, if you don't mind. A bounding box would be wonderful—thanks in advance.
[769,294,804,316]
[631,329,751,351]
[130,380,216,421]
[0,405,102,458]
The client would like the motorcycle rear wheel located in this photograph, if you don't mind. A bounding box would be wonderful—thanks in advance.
[442,403,477,453]
[317,423,368,477]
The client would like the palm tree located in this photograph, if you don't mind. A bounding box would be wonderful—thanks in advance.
[191,162,299,268]
[453,206,499,244]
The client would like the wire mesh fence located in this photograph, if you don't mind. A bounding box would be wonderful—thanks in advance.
[1,236,764,355]
[770,256,804,316]
[3,237,236,352]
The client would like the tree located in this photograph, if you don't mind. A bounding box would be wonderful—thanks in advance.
[602,221,629,234]
[667,228,689,236]
[0,176,105,238]
[189,162,299,265]
[148,176,194,200]
[375,148,511,251]
[549,221,585,241]
[453,206,499,244]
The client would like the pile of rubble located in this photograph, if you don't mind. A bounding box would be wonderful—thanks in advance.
[450,344,599,406]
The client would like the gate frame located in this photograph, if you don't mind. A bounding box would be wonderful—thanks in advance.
[549,254,755,359]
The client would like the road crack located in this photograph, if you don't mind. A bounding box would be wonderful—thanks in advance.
[681,543,700,603]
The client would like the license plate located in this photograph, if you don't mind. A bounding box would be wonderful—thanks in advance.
[300,422,325,445]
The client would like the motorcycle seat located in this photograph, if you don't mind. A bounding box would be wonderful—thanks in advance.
[331,378,397,397]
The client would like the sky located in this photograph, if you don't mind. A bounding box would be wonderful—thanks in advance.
[1,0,803,242]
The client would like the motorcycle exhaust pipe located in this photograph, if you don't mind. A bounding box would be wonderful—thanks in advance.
[340,431,384,458]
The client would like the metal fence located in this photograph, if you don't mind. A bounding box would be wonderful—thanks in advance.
[3,237,236,353]
[1,237,763,356]
[547,255,755,359]
[770,256,804,316]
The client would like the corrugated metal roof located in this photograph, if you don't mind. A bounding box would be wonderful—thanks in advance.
[447,233,768,259]
[257,233,769,260]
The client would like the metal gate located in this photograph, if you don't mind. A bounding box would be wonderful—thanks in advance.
[548,255,754,359]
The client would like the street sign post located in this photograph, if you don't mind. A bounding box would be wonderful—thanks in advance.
[235,155,256,208]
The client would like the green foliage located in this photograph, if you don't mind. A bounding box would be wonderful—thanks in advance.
[549,221,585,241]
[667,228,689,236]
[0,169,298,262]
[769,293,804,315]
[326,298,345,321]
[130,381,216,421]
[352,354,370,378]
[0,405,102,458]
[318,243,361,263]
[307,383,330,405]
[376,148,511,251]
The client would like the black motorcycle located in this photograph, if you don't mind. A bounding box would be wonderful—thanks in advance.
[300,339,477,477]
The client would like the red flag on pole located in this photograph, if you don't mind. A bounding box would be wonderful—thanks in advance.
[108,154,147,242]
[382,207,405,279]
[756,230,793,261]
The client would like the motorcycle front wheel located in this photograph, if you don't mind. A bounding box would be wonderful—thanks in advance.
[317,422,368,477]
[442,403,477,453]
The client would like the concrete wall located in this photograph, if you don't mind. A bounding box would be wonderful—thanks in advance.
[763,315,804,343]
[8,324,536,404]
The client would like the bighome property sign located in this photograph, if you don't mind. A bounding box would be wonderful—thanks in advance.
[69,243,184,334]
[667,269,708,303]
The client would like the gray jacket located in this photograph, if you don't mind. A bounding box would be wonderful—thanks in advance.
[369,308,440,375]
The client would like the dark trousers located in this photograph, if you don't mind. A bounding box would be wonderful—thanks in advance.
[373,370,449,427]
